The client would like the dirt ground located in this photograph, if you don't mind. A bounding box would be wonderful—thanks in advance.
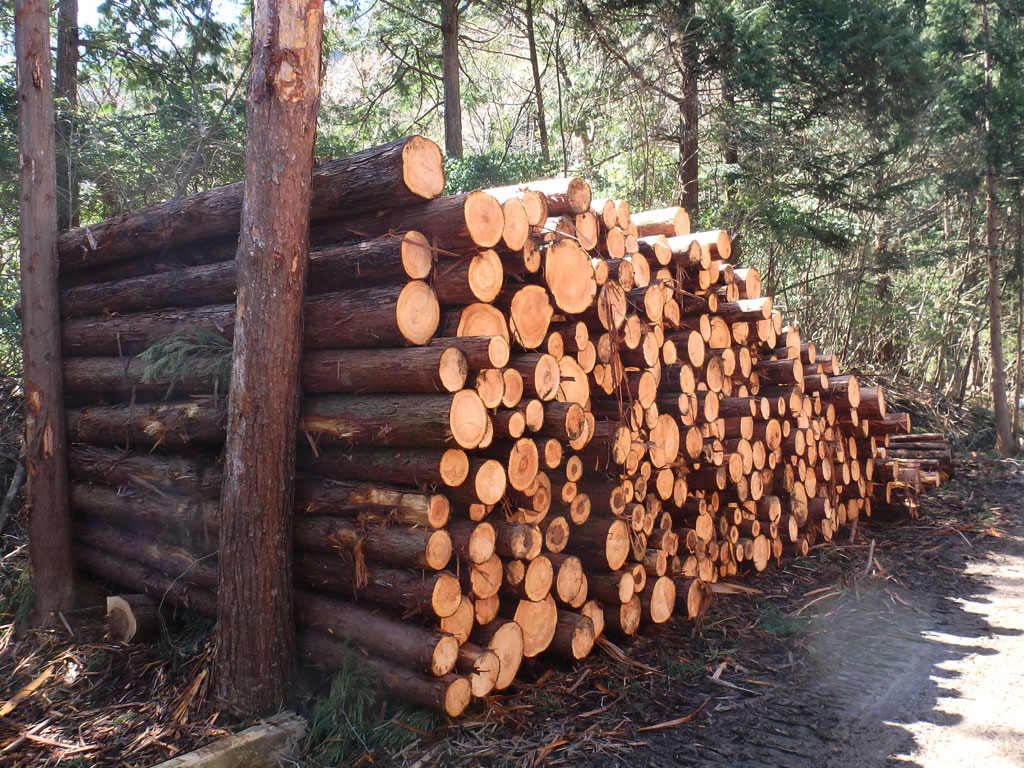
[3,457,1022,766]
[379,457,1024,767]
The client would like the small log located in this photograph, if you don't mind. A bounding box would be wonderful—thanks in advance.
[295,589,458,677]
[105,594,161,643]
[550,611,596,659]
[456,643,501,698]
[298,630,470,717]
[471,619,524,690]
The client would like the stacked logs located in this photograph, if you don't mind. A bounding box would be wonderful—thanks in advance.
[871,429,953,516]
[55,135,948,718]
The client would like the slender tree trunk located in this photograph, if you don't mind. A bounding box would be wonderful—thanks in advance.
[981,4,1014,454]
[956,319,979,404]
[55,0,79,230]
[15,0,75,623]
[677,0,698,220]
[1013,268,1022,439]
[216,0,324,716]
[441,0,463,159]
[552,10,568,175]
[524,0,549,164]
[1014,185,1023,439]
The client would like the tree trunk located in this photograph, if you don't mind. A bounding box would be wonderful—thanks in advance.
[986,168,1014,453]
[216,0,324,716]
[55,0,79,230]
[15,0,75,624]
[677,0,699,221]
[981,7,1014,454]
[524,0,549,163]
[1014,246,1023,439]
[441,0,463,159]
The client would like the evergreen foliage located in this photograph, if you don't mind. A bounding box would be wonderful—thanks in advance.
[1,0,1023,436]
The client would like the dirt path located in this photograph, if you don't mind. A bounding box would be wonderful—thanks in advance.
[385,459,1024,768]
[638,458,1024,768]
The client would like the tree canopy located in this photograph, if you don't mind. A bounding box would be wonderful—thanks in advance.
[2,0,1023,443]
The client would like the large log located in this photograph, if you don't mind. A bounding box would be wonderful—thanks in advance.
[62,281,440,356]
[67,444,219,498]
[58,136,445,273]
[294,589,459,677]
[68,448,451,529]
[75,542,218,616]
[299,392,490,450]
[298,630,470,717]
[298,447,469,493]
[293,552,461,618]
[316,191,504,250]
[71,483,453,571]
[67,391,490,451]
[60,232,434,317]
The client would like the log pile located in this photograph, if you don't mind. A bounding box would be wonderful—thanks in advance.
[871,431,953,517]
[56,135,949,717]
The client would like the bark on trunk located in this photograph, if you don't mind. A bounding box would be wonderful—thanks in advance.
[15,0,76,623]
[524,0,549,163]
[441,0,464,159]
[987,168,1015,454]
[55,0,79,230]
[677,0,699,223]
[216,0,324,716]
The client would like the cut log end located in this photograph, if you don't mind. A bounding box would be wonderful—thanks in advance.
[444,676,473,716]
[465,191,505,248]
[449,390,489,449]
[456,304,509,343]
[439,596,475,643]
[474,459,507,505]
[400,231,434,280]
[440,449,470,487]
[402,135,447,200]
[426,530,454,571]
[439,348,469,393]
[428,494,451,528]
[432,573,464,617]
[507,438,540,492]
[458,645,501,698]
[431,634,460,677]
[480,620,524,690]
[396,281,440,345]
[513,594,558,657]
[509,286,554,349]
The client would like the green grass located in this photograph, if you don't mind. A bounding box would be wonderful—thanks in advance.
[303,644,440,764]
[662,645,738,678]
[0,567,34,626]
[756,604,812,638]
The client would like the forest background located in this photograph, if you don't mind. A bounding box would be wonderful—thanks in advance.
[1,0,1022,449]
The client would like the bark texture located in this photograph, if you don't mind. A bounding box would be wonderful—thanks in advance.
[16,0,76,623]
[215,0,324,716]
